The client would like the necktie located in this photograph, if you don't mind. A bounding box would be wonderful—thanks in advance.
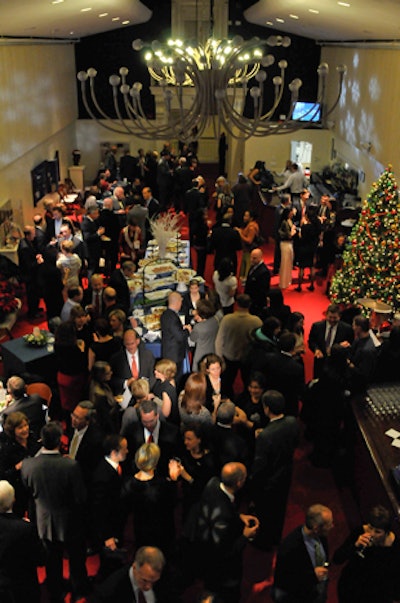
[69,431,80,459]
[325,325,333,350]
[314,540,325,567]
[147,432,154,443]
[138,590,146,603]
[117,464,122,476]
[131,355,139,379]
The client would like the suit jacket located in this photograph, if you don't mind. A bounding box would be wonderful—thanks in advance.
[21,451,86,542]
[1,394,46,440]
[81,216,102,265]
[252,416,300,494]
[210,424,249,471]
[90,458,124,545]
[93,565,164,603]
[263,352,305,417]
[122,419,179,477]
[109,344,155,393]
[0,512,40,603]
[108,269,131,315]
[244,262,271,316]
[71,423,105,486]
[273,525,329,602]
[209,224,242,273]
[119,154,138,182]
[308,319,353,357]
[17,238,38,282]
[160,308,189,366]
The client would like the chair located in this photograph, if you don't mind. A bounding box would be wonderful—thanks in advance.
[26,382,53,406]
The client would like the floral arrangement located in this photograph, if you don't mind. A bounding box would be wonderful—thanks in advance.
[23,329,48,347]
[0,278,19,322]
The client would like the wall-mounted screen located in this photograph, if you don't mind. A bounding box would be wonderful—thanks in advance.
[292,102,321,123]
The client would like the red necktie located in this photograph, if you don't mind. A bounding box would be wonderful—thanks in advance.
[138,590,146,603]
[117,464,122,476]
[147,433,154,443]
[131,355,138,379]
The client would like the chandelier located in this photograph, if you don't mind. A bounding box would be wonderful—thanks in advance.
[77,33,346,141]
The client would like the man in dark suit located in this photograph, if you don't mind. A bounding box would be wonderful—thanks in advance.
[18,225,43,318]
[160,292,191,380]
[272,504,334,603]
[57,221,85,261]
[196,462,259,602]
[99,197,122,275]
[108,261,136,316]
[93,545,165,603]
[250,390,300,550]
[211,400,249,471]
[83,273,105,320]
[0,480,40,603]
[119,149,138,183]
[263,333,305,417]
[21,422,89,603]
[110,329,155,408]
[68,400,104,487]
[1,376,47,440]
[142,186,160,219]
[244,247,271,317]
[121,399,179,477]
[90,435,128,577]
[81,205,105,278]
[308,303,354,378]
[209,212,242,274]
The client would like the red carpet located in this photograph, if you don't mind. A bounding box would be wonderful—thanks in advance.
[1,235,361,603]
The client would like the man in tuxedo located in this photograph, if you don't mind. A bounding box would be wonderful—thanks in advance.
[263,332,305,417]
[81,205,105,277]
[308,303,354,378]
[109,329,155,408]
[94,546,165,603]
[99,197,122,275]
[68,400,104,487]
[244,247,271,317]
[272,504,334,603]
[1,376,47,440]
[90,435,128,577]
[0,480,40,603]
[160,292,191,380]
[250,390,300,550]
[196,462,259,602]
[21,422,90,603]
[212,400,249,471]
[121,399,179,477]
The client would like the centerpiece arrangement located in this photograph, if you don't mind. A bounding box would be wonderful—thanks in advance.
[23,327,49,347]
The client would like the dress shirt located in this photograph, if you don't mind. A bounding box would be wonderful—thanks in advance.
[69,425,89,459]
[302,527,327,567]
[144,419,160,445]
[105,456,119,472]
[220,482,235,503]
[324,323,338,350]
[121,349,140,409]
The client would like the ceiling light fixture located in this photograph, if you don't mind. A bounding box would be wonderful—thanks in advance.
[77,5,346,141]
[309,9,320,14]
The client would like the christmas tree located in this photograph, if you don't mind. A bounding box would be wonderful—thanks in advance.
[330,165,400,310]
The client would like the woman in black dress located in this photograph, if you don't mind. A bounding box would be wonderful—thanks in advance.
[0,412,40,516]
[122,443,176,555]
[152,358,179,425]
[295,207,321,292]
[88,318,123,371]
[89,361,121,434]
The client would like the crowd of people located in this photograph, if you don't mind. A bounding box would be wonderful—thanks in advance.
[1,144,400,603]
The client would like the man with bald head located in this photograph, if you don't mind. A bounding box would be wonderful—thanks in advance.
[244,247,271,317]
[160,291,191,380]
[197,462,259,602]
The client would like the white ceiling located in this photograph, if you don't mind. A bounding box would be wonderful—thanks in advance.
[0,0,399,42]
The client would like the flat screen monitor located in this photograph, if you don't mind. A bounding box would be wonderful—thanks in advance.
[292,102,321,123]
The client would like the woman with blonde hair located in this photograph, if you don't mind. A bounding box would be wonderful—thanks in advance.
[56,239,82,288]
[152,358,179,425]
[122,442,175,553]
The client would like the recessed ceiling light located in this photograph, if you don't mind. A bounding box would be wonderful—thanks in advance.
[52,0,64,4]
[99,13,108,17]
[266,21,273,26]
[70,31,74,35]
[276,18,285,23]
[112,17,120,21]
[338,1,350,6]
[289,14,299,19]
[309,8,320,14]
[122,20,130,25]
[81,7,92,12]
